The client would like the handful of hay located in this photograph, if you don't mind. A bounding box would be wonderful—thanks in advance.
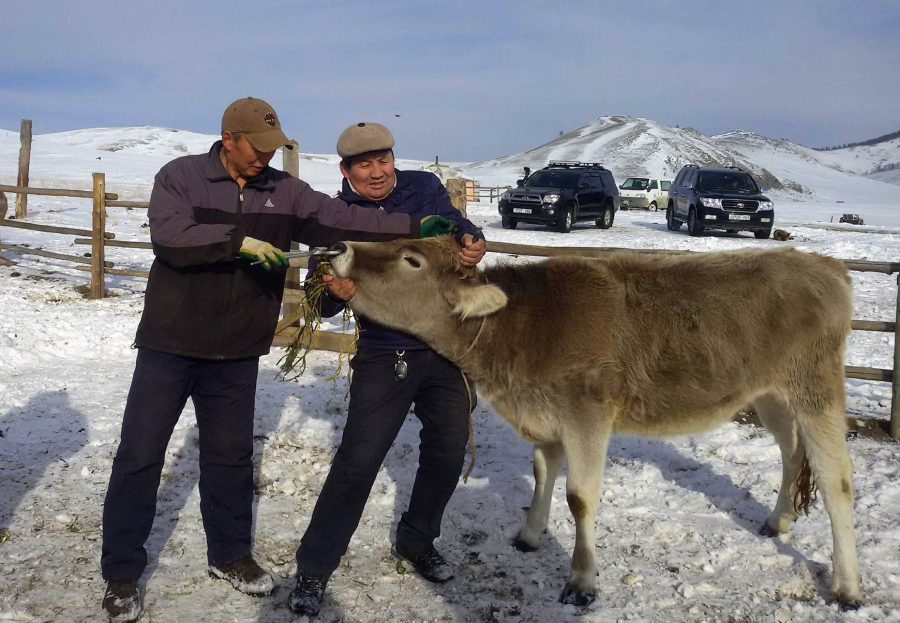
[277,259,357,383]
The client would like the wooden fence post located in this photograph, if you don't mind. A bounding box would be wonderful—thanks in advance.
[91,173,106,299]
[283,139,302,325]
[892,273,900,439]
[16,119,32,219]
[284,140,300,178]
[446,179,467,218]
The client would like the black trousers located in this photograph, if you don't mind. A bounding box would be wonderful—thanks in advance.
[101,348,259,581]
[295,348,472,577]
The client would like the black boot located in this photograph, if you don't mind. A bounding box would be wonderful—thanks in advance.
[102,580,141,623]
[208,556,275,596]
[288,572,330,616]
[392,544,455,583]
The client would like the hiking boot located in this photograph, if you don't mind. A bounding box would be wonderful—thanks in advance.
[288,572,330,616]
[209,556,275,596]
[392,544,455,583]
[102,580,141,623]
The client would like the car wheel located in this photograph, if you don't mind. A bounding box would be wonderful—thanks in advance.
[687,207,704,236]
[666,205,682,231]
[556,204,574,233]
[501,216,518,230]
[596,204,614,229]
[754,229,772,239]
[649,202,658,212]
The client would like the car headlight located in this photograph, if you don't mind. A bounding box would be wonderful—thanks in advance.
[542,194,560,205]
[700,198,722,208]
[758,201,774,211]
[500,191,511,201]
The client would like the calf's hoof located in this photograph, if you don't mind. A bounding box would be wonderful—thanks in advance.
[512,535,539,553]
[838,599,862,612]
[559,584,596,607]
[758,523,780,538]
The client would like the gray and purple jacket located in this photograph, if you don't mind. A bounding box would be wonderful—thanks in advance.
[134,141,417,359]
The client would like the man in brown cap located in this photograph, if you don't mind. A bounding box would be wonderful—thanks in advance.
[288,122,485,616]
[100,100,432,623]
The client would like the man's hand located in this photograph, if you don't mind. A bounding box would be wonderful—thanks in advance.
[238,236,288,271]
[459,233,486,267]
[419,215,457,238]
[322,273,356,301]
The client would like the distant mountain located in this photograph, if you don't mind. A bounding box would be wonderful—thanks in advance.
[459,116,900,200]
[39,126,217,158]
[461,116,808,193]
[814,130,900,151]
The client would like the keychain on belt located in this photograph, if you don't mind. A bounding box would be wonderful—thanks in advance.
[394,350,408,381]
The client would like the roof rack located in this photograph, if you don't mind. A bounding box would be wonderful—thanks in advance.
[725,165,745,171]
[546,161,607,170]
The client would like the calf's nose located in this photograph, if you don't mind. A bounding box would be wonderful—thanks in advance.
[329,242,348,255]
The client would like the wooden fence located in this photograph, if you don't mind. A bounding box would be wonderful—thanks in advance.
[473,186,511,202]
[1,179,898,438]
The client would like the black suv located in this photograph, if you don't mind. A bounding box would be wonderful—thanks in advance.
[498,162,619,233]
[666,165,775,238]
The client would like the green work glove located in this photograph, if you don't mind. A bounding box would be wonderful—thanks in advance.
[419,215,457,238]
[238,236,289,271]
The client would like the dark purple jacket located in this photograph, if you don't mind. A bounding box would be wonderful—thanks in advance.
[135,142,417,359]
[314,169,481,351]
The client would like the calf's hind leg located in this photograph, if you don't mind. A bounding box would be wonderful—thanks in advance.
[752,392,805,536]
[515,441,565,551]
[796,407,861,609]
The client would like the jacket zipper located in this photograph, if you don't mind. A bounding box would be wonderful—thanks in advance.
[218,187,244,359]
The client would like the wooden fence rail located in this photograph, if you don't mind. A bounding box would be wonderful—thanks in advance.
[2,178,898,437]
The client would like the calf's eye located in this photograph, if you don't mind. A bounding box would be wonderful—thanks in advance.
[404,256,421,268]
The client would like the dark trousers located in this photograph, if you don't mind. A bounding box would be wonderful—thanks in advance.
[101,348,259,581]
[295,348,472,577]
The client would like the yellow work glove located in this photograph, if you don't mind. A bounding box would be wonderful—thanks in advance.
[238,236,289,271]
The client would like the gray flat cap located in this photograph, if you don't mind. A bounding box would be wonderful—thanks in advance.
[337,122,395,158]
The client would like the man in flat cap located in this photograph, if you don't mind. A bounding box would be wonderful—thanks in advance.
[100,101,433,623]
[288,122,486,616]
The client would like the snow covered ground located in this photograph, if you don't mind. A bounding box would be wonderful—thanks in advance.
[1,132,900,622]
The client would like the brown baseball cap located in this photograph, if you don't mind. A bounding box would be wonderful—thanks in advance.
[221,97,293,152]
[336,122,394,159]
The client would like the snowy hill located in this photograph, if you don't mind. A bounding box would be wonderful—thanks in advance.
[458,116,900,207]
[814,134,900,178]
[711,130,900,204]
[459,116,808,193]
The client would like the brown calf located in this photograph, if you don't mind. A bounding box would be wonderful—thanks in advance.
[328,237,861,610]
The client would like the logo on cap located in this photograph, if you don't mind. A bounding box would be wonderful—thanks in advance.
[265,112,276,127]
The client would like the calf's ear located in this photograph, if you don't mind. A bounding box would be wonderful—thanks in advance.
[449,283,508,319]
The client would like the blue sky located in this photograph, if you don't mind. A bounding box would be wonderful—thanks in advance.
[1,0,898,161]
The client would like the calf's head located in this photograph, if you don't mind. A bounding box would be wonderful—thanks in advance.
[329,237,507,341]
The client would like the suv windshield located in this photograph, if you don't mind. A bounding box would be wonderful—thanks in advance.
[524,170,578,189]
[697,171,759,194]
[620,177,650,190]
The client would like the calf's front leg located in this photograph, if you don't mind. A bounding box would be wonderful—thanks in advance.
[515,441,565,551]
[559,423,612,606]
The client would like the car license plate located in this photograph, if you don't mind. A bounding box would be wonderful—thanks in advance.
[728,214,751,221]
[513,208,531,214]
